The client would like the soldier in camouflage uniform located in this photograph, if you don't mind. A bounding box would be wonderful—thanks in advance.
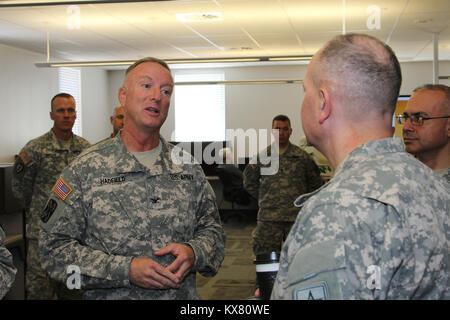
[401,84,450,184]
[0,226,16,299]
[271,34,449,300]
[12,93,91,299]
[39,57,225,300]
[243,115,323,256]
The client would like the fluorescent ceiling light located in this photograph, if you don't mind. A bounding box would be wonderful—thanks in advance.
[269,56,312,61]
[35,60,135,67]
[176,12,223,23]
[0,1,149,7]
[175,80,303,86]
[35,56,312,68]
[167,57,259,64]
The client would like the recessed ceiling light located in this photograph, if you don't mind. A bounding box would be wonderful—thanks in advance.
[176,12,223,23]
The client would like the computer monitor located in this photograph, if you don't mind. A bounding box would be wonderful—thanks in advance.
[394,95,410,138]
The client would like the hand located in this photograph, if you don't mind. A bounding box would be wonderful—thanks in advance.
[254,288,261,298]
[155,243,195,284]
[129,257,180,290]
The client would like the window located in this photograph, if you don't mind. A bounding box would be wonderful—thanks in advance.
[174,73,225,142]
[58,67,82,136]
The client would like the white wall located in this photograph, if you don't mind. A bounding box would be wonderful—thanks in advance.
[223,65,307,148]
[107,65,307,146]
[0,43,112,162]
[0,43,58,163]
[399,61,450,94]
[107,61,450,158]
[81,67,111,144]
[1,40,449,163]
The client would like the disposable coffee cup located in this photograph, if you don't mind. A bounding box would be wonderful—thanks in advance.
[254,251,280,300]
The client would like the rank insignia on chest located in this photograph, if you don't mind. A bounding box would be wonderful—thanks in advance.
[52,177,72,200]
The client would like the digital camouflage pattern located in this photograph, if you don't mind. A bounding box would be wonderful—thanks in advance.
[12,129,91,240]
[271,138,450,300]
[436,167,450,184]
[251,220,296,255]
[244,143,324,256]
[39,134,226,300]
[0,226,16,299]
[243,143,324,223]
[11,129,90,299]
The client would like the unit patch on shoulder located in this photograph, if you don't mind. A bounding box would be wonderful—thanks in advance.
[293,281,329,300]
[52,177,72,200]
[19,151,32,165]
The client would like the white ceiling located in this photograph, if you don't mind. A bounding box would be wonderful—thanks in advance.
[0,0,449,68]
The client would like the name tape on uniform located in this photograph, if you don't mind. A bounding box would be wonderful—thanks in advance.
[170,174,194,181]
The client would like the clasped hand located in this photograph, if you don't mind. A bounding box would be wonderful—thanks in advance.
[128,243,195,290]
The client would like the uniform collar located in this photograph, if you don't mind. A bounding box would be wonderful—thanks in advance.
[48,129,79,151]
[114,133,183,176]
[334,138,404,177]
[293,138,405,208]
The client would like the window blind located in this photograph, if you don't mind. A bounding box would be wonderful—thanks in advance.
[58,67,82,136]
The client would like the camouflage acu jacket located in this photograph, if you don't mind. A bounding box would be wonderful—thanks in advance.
[271,138,449,300]
[12,129,91,240]
[39,134,225,300]
[0,226,16,299]
[243,143,324,222]
[437,167,450,184]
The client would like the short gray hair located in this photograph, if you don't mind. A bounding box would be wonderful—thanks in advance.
[314,33,402,116]
[125,57,171,76]
[413,84,450,114]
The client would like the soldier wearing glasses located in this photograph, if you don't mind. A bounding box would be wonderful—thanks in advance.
[398,84,450,183]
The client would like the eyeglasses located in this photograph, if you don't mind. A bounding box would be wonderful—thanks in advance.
[396,112,450,126]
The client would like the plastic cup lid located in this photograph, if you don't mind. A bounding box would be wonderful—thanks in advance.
[253,251,280,264]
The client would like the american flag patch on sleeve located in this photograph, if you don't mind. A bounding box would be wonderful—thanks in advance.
[52,177,72,200]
